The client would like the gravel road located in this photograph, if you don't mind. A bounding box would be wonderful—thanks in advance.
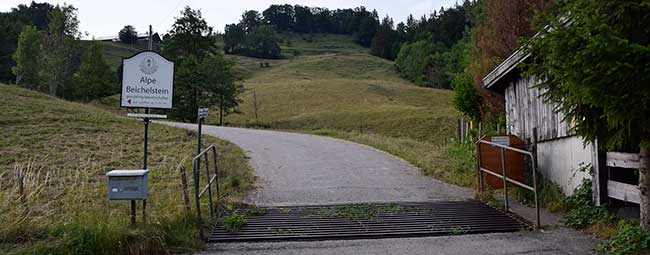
[158,122,472,206]
[159,122,597,255]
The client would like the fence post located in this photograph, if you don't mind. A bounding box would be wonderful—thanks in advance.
[179,165,191,214]
[204,153,215,220]
[193,158,204,240]
[212,147,219,218]
[477,139,484,192]
[501,147,509,212]
[457,118,462,142]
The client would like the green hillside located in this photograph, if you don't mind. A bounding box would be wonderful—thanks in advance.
[0,84,252,253]
[223,53,459,144]
[278,32,369,55]
[80,41,146,69]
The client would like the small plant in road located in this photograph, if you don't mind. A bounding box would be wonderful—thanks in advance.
[245,208,269,216]
[223,212,247,233]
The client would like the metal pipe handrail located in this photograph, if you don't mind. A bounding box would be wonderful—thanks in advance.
[477,138,540,229]
[192,144,220,240]
[194,145,216,161]
[478,139,533,156]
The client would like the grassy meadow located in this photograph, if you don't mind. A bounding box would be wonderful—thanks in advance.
[222,53,460,144]
[0,85,253,254]
[95,41,146,69]
[277,32,369,56]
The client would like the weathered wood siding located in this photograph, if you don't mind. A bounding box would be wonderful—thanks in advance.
[504,76,572,142]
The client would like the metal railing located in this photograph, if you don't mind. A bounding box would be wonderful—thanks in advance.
[193,144,220,239]
[477,138,540,229]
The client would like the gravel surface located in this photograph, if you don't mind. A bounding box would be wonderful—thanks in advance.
[158,122,473,206]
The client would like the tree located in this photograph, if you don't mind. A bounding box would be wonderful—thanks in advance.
[223,13,282,59]
[162,7,217,64]
[40,4,80,97]
[163,7,241,122]
[0,2,54,83]
[223,23,245,54]
[12,25,42,90]
[262,4,294,31]
[293,5,314,33]
[395,40,432,86]
[201,54,243,125]
[240,10,262,33]
[71,42,115,101]
[173,53,241,123]
[450,35,481,120]
[244,25,281,59]
[370,16,401,60]
[525,0,650,231]
[12,2,55,30]
[473,0,552,118]
[352,10,379,47]
[118,25,138,44]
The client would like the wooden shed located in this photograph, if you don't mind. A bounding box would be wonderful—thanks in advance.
[481,48,597,196]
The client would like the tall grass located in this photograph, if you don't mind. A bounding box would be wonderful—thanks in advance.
[0,85,253,254]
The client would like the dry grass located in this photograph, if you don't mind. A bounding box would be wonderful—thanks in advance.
[0,84,253,254]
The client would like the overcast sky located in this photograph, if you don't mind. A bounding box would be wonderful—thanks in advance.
[1,0,458,38]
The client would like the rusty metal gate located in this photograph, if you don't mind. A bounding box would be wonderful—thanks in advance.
[210,200,529,242]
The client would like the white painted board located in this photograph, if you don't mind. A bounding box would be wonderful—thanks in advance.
[491,136,511,146]
[121,51,174,109]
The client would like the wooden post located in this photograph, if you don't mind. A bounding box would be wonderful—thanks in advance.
[457,118,462,142]
[460,117,465,143]
[532,128,538,182]
[179,165,191,214]
[591,139,608,206]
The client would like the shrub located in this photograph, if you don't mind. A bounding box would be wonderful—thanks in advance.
[564,179,612,229]
[597,221,650,255]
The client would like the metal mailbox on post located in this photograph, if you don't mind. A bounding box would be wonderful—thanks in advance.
[107,170,149,200]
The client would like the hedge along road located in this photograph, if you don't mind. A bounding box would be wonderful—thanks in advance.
[158,122,473,206]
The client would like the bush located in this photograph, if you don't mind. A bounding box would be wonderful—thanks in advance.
[598,221,650,255]
[564,179,612,229]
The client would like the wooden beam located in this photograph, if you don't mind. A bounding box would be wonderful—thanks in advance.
[607,180,640,204]
[606,152,640,169]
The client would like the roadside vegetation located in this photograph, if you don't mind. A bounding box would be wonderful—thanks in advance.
[564,179,650,255]
[0,84,253,254]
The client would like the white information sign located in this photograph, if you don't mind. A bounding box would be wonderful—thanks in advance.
[198,108,209,119]
[491,136,511,147]
[121,51,174,109]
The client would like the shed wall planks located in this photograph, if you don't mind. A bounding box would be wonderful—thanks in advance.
[505,76,572,142]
